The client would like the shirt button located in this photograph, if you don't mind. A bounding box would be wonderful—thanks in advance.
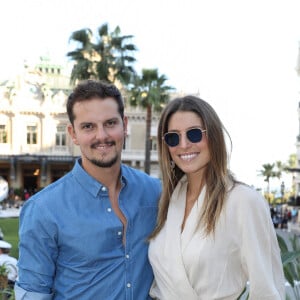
[101,186,107,192]
[107,208,112,212]
[117,231,122,236]
[127,283,131,288]
[125,254,130,259]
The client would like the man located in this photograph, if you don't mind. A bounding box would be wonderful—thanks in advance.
[15,80,161,299]
[0,240,18,286]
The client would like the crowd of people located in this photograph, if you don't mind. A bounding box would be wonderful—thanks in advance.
[7,80,286,299]
[271,205,299,229]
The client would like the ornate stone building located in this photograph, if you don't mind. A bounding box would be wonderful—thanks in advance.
[0,58,159,196]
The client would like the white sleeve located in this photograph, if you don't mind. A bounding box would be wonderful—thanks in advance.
[237,187,285,300]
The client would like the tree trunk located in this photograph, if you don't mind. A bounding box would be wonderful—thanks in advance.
[144,104,152,174]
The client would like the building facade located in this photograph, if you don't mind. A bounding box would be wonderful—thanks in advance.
[293,45,300,197]
[290,102,300,197]
[0,58,159,198]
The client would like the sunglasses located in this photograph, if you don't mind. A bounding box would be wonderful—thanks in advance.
[163,128,207,147]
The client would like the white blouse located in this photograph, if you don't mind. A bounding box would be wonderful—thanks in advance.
[148,176,285,300]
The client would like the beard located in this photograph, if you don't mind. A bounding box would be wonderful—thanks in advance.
[88,140,119,168]
[89,155,118,168]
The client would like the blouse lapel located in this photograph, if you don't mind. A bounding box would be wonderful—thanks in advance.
[181,186,206,251]
[163,176,199,299]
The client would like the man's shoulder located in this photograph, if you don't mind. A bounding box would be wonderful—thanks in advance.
[23,171,74,209]
[122,165,161,184]
[36,172,71,194]
[121,165,161,195]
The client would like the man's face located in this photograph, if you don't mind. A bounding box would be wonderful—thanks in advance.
[68,97,127,172]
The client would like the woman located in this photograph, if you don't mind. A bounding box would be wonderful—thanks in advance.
[148,96,285,299]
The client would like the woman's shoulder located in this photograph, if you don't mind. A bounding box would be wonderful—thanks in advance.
[231,182,257,194]
[228,182,268,209]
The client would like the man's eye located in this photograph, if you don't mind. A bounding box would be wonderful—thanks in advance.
[106,120,117,127]
[82,124,93,130]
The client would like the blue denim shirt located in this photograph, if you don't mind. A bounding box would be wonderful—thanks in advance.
[15,159,161,300]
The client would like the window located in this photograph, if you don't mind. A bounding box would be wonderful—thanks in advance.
[0,125,7,143]
[27,125,37,144]
[56,125,66,146]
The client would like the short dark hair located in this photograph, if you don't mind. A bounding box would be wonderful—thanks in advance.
[67,80,124,125]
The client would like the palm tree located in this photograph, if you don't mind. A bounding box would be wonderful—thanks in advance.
[274,160,286,180]
[67,28,96,83]
[67,23,137,86]
[129,69,174,174]
[259,163,276,203]
[94,24,137,85]
[287,153,297,195]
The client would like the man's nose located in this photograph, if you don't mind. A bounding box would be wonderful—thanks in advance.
[95,126,109,139]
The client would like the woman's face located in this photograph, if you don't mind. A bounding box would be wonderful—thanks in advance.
[166,111,210,177]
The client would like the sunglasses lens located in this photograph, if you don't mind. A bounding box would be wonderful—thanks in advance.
[164,133,179,147]
[186,128,202,143]
[164,128,204,147]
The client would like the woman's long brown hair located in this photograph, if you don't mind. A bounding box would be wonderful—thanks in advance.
[150,96,236,238]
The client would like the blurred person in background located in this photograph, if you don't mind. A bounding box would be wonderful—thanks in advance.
[0,240,18,287]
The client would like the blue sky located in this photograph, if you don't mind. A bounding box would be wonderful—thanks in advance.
[1,0,300,190]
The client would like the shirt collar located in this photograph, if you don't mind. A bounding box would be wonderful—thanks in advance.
[72,158,128,197]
